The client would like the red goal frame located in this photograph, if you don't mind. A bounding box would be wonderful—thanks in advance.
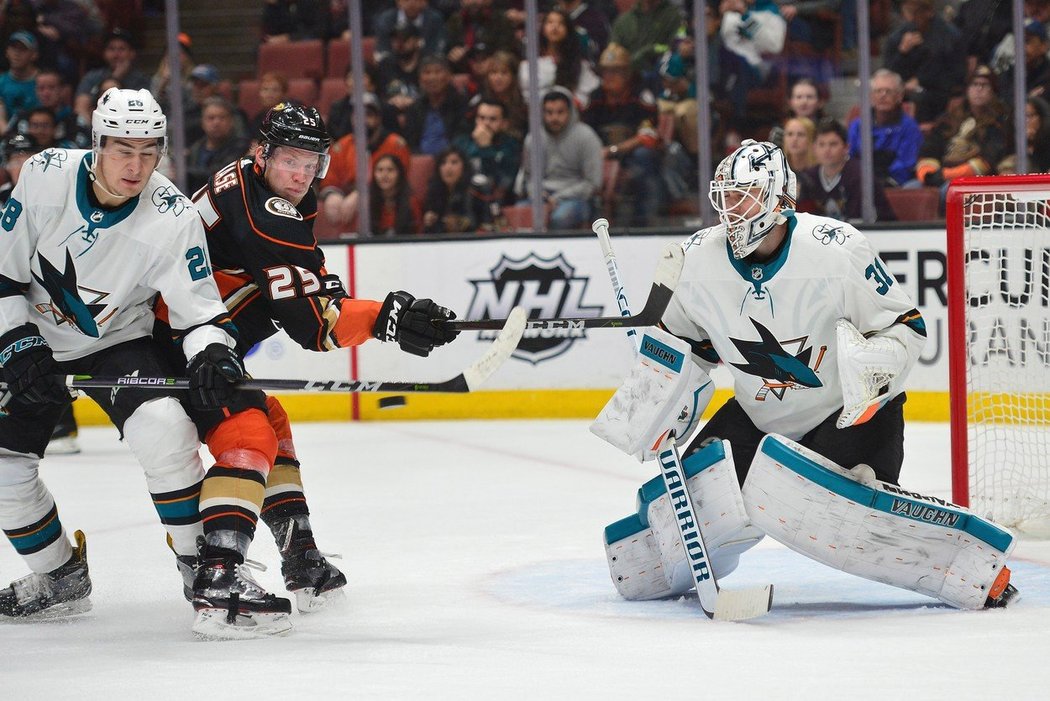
[945,174,1050,508]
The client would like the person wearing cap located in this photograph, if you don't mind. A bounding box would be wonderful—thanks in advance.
[916,65,1011,201]
[583,43,663,227]
[445,0,518,78]
[184,64,248,145]
[318,93,411,228]
[376,19,425,113]
[882,0,965,124]
[1000,19,1050,104]
[149,32,195,113]
[0,32,40,134]
[401,54,469,155]
[374,0,448,62]
[0,134,41,206]
[326,66,380,140]
[74,29,151,122]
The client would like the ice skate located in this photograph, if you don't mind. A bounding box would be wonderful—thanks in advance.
[0,530,91,619]
[45,434,81,455]
[191,546,292,640]
[272,516,347,613]
[984,567,1019,609]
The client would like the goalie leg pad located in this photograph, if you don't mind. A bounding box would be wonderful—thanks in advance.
[604,440,763,600]
[742,434,1015,609]
[591,327,714,462]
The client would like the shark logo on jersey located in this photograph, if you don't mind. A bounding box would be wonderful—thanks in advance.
[812,223,850,246]
[152,186,187,216]
[729,318,827,401]
[466,252,603,364]
[31,249,113,338]
[29,148,68,172]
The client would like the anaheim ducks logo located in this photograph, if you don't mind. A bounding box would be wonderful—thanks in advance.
[265,197,303,220]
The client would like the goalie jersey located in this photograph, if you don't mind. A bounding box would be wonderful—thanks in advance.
[662,212,927,439]
[189,158,379,355]
[0,148,233,361]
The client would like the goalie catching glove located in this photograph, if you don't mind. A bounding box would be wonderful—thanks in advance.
[591,326,714,462]
[835,318,910,428]
[373,290,460,357]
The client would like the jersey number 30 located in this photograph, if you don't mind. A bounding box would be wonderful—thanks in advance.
[865,258,894,296]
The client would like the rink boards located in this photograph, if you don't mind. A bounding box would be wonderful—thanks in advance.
[74,228,963,425]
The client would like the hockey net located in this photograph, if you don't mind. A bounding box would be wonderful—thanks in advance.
[947,175,1050,537]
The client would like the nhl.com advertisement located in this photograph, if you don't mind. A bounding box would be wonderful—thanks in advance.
[241,231,1008,399]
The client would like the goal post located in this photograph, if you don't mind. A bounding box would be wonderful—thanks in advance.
[947,174,1050,537]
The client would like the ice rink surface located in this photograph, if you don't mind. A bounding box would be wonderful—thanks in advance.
[2,419,1049,700]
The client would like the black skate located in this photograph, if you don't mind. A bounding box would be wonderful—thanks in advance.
[272,517,347,613]
[984,566,1020,609]
[0,530,91,619]
[191,546,292,640]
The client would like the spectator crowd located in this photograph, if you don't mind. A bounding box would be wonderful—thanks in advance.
[4,0,1050,235]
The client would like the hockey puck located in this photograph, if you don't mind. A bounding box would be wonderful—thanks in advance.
[378,395,407,409]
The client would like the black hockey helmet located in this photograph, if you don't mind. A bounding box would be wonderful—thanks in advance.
[259,101,332,178]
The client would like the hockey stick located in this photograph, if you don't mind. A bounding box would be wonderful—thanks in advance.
[591,221,772,621]
[0,307,527,410]
[592,218,637,343]
[441,241,684,332]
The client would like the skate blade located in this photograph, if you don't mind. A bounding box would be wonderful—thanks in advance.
[293,586,347,614]
[1,597,92,622]
[192,608,293,640]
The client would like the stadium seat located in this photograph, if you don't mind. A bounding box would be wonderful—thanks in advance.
[318,77,348,122]
[326,37,377,78]
[885,187,941,221]
[258,39,325,81]
[407,154,434,211]
[287,77,319,106]
[501,204,535,231]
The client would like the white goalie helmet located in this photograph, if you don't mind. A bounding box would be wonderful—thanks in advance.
[709,139,797,259]
[91,87,167,158]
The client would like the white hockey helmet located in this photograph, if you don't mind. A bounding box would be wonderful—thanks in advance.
[91,87,167,158]
[709,139,797,259]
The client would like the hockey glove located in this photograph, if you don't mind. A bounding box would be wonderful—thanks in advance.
[0,323,69,408]
[372,290,460,357]
[922,168,946,187]
[187,343,245,409]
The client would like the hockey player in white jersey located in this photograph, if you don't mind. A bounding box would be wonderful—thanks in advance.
[596,140,1018,610]
[0,88,284,631]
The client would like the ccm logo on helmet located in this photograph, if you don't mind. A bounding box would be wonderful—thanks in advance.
[125,119,151,125]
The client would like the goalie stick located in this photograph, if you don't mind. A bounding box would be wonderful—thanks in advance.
[441,241,684,332]
[591,219,773,621]
[0,307,527,410]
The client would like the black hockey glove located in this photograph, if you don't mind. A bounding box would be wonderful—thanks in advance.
[320,273,348,300]
[0,323,69,408]
[922,168,946,187]
[187,343,245,409]
[372,290,460,357]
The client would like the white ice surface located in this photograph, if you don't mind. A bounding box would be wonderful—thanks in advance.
[2,420,1049,699]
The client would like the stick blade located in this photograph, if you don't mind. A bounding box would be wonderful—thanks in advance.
[712,585,774,622]
[462,306,526,390]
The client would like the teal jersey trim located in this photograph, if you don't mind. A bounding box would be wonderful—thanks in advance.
[760,436,1014,553]
[75,152,139,242]
[604,441,728,544]
[725,212,796,295]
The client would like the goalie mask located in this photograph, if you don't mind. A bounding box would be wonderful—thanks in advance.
[709,139,797,259]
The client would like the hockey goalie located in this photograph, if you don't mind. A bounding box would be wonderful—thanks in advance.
[592,140,1019,612]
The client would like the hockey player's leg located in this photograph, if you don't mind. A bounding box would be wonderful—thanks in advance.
[605,439,764,600]
[122,397,206,600]
[258,395,346,613]
[742,433,1017,609]
[193,407,292,639]
[0,403,90,619]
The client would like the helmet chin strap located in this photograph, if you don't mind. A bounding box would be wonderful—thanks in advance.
[88,162,125,202]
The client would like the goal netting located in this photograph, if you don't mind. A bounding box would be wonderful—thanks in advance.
[947,176,1050,537]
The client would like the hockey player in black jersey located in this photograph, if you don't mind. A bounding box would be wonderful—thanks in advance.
[157,102,459,629]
